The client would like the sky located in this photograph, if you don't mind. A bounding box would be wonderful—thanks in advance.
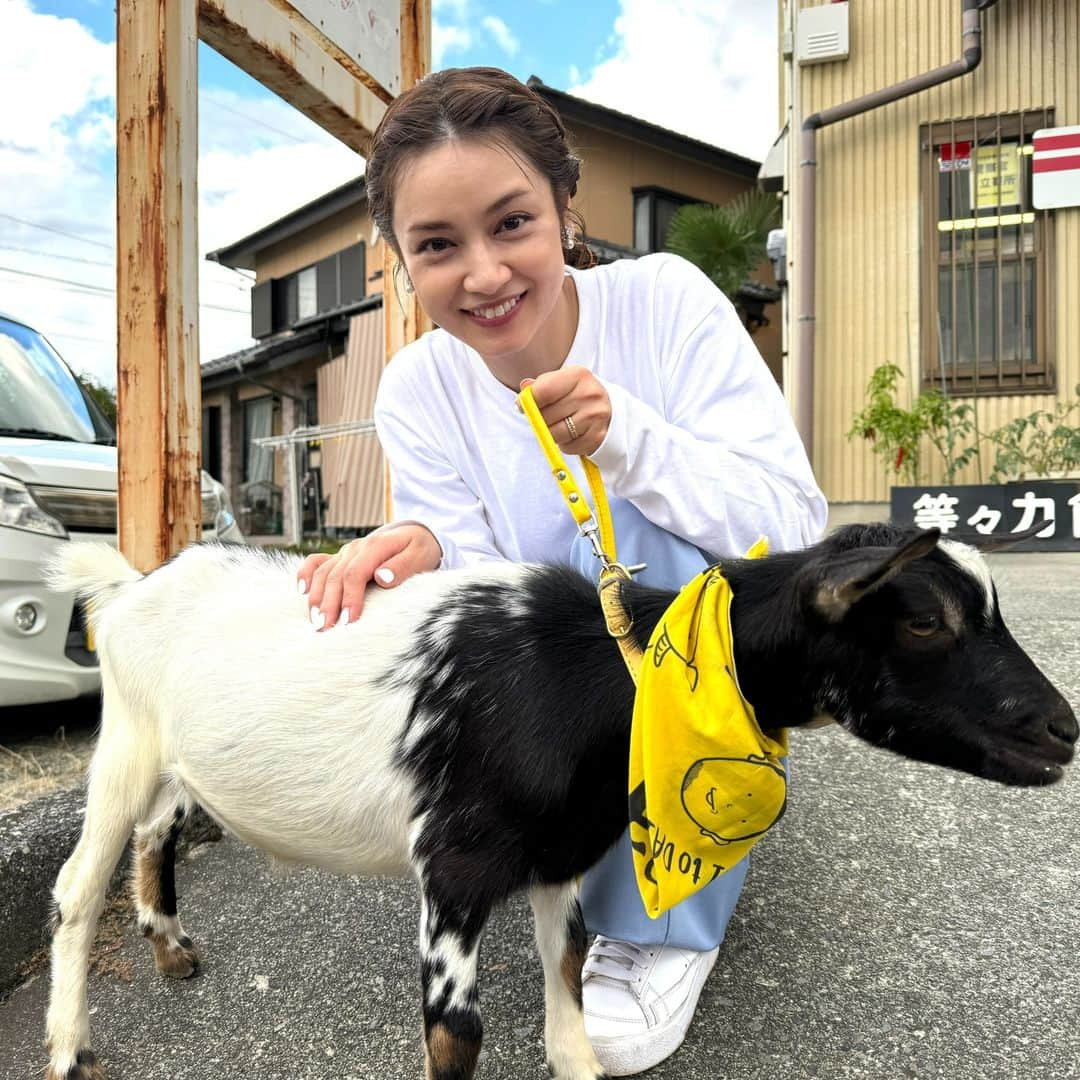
[0,0,780,389]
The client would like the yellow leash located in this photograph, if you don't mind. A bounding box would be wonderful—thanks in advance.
[517,386,643,682]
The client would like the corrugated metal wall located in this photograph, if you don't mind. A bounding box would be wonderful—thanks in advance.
[797,0,1079,503]
[317,307,386,529]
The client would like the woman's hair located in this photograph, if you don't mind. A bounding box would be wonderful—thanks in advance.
[365,67,594,270]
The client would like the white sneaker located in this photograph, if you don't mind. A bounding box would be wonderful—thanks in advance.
[581,936,719,1076]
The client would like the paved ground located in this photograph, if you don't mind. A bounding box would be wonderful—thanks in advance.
[2,553,1078,1080]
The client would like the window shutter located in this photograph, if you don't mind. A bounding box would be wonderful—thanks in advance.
[316,255,339,313]
[251,280,273,338]
[339,242,365,305]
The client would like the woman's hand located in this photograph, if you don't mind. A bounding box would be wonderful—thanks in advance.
[296,523,442,630]
[522,366,611,457]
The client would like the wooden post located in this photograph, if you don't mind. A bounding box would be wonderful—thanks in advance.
[383,0,432,522]
[116,0,202,572]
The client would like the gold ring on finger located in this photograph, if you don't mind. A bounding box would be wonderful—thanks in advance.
[564,415,579,441]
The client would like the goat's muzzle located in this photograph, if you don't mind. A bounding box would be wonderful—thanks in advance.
[994,696,1077,786]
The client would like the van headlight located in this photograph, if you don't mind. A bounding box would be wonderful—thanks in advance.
[0,474,68,538]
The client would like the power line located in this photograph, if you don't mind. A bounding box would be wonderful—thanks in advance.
[1,213,257,286]
[0,244,113,269]
[200,95,311,146]
[46,330,116,346]
[0,265,250,315]
[0,213,113,251]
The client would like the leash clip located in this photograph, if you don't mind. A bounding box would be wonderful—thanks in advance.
[580,518,646,577]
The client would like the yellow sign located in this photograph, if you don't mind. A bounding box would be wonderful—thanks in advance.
[974,145,1020,209]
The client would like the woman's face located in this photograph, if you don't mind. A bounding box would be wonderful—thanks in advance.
[392,139,573,374]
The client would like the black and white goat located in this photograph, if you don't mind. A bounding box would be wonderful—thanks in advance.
[44,524,1076,1080]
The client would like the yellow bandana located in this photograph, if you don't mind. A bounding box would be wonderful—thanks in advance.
[628,538,787,918]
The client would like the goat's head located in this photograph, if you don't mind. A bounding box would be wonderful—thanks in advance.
[798,523,1077,786]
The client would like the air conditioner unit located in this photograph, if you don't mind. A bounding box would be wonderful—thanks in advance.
[797,2,850,66]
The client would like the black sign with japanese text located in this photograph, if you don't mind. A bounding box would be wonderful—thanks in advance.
[891,481,1080,552]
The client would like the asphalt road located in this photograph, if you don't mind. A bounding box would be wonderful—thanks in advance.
[2,553,1078,1080]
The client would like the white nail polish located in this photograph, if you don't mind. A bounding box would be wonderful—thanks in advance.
[297,578,308,595]
[375,568,395,585]
[310,607,325,630]
[338,608,351,627]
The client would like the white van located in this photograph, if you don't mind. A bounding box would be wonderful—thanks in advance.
[0,313,244,707]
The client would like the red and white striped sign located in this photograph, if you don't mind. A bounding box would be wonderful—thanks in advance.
[1033,126,1080,210]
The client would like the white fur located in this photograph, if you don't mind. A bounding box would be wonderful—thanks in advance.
[939,538,997,620]
[43,544,536,1076]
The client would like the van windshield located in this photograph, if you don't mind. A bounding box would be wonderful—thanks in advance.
[0,317,114,444]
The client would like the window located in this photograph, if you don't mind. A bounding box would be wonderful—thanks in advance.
[632,186,698,253]
[297,266,317,320]
[921,111,1055,394]
[249,243,366,339]
[242,396,276,483]
[201,405,221,481]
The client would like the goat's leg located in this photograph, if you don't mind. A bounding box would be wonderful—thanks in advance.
[417,878,489,1080]
[132,797,199,979]
[46,697,161,1080]
[529,882,609,1080]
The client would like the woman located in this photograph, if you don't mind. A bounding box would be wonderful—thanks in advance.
[297,67,826,1076]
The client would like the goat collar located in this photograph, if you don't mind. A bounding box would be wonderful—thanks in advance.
[598,563,644,683]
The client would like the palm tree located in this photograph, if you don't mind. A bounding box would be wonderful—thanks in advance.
[664,189,780,303]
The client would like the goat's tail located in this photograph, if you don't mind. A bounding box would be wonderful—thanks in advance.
[45,543,143,632]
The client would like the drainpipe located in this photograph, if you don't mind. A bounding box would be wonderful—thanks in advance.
[795,0,999,461]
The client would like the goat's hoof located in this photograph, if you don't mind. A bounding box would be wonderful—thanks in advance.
[46,1048,107,1080]
[153,937,200,979]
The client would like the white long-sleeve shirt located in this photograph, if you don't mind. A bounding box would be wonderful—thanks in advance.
[373,253,827,568]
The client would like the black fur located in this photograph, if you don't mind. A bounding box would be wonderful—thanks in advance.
[393,525,1076,922]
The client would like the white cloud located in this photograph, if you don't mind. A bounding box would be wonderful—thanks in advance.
[433,0,473,68]
[433,21,473,67]
[0,0,361,391]
[567,0,779,161]
[481,15,519,57]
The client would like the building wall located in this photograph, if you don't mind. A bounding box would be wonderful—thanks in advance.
[793,0,1079,503]
[566,121,751,246]
[256,205,372,283]
[569,119,783,376]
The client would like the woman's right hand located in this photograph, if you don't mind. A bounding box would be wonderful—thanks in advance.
[297,523,441,630]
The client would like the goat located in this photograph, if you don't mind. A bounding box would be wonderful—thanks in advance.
[43,523,1077,1080]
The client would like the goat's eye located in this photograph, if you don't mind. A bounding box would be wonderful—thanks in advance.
[904,614,941,637]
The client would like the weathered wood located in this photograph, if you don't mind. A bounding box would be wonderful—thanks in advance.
[116,0,202,573]
[198,0,387,155]
[268,0,400,102]
[383,0,431,522]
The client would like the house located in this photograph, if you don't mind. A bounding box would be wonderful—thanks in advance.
[201,78,780,545]
[767,0,1079,522]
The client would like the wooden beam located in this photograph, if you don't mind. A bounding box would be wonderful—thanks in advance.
[383,0,432,523]
[116,0,202,573]
[198,0,387,156]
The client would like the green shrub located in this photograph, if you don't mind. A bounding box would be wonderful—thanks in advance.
[847,364,979,484]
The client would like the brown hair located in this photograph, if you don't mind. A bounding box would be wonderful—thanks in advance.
[365,67,594,270]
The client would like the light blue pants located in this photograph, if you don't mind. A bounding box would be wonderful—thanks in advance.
[569,499,759,952]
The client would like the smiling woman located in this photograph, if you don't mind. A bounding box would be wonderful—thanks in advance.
[295,66,827,1078]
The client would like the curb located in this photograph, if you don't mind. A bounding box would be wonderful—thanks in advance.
[0,789,83,996]
[0,791,220,997]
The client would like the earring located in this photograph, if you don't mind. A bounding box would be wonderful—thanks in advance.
[562,224,576,251]
[403,273,414,295]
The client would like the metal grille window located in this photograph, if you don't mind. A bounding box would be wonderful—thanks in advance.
[921,110,1056,394]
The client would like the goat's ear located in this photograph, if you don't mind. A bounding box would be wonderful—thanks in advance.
[810,528,941,622]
